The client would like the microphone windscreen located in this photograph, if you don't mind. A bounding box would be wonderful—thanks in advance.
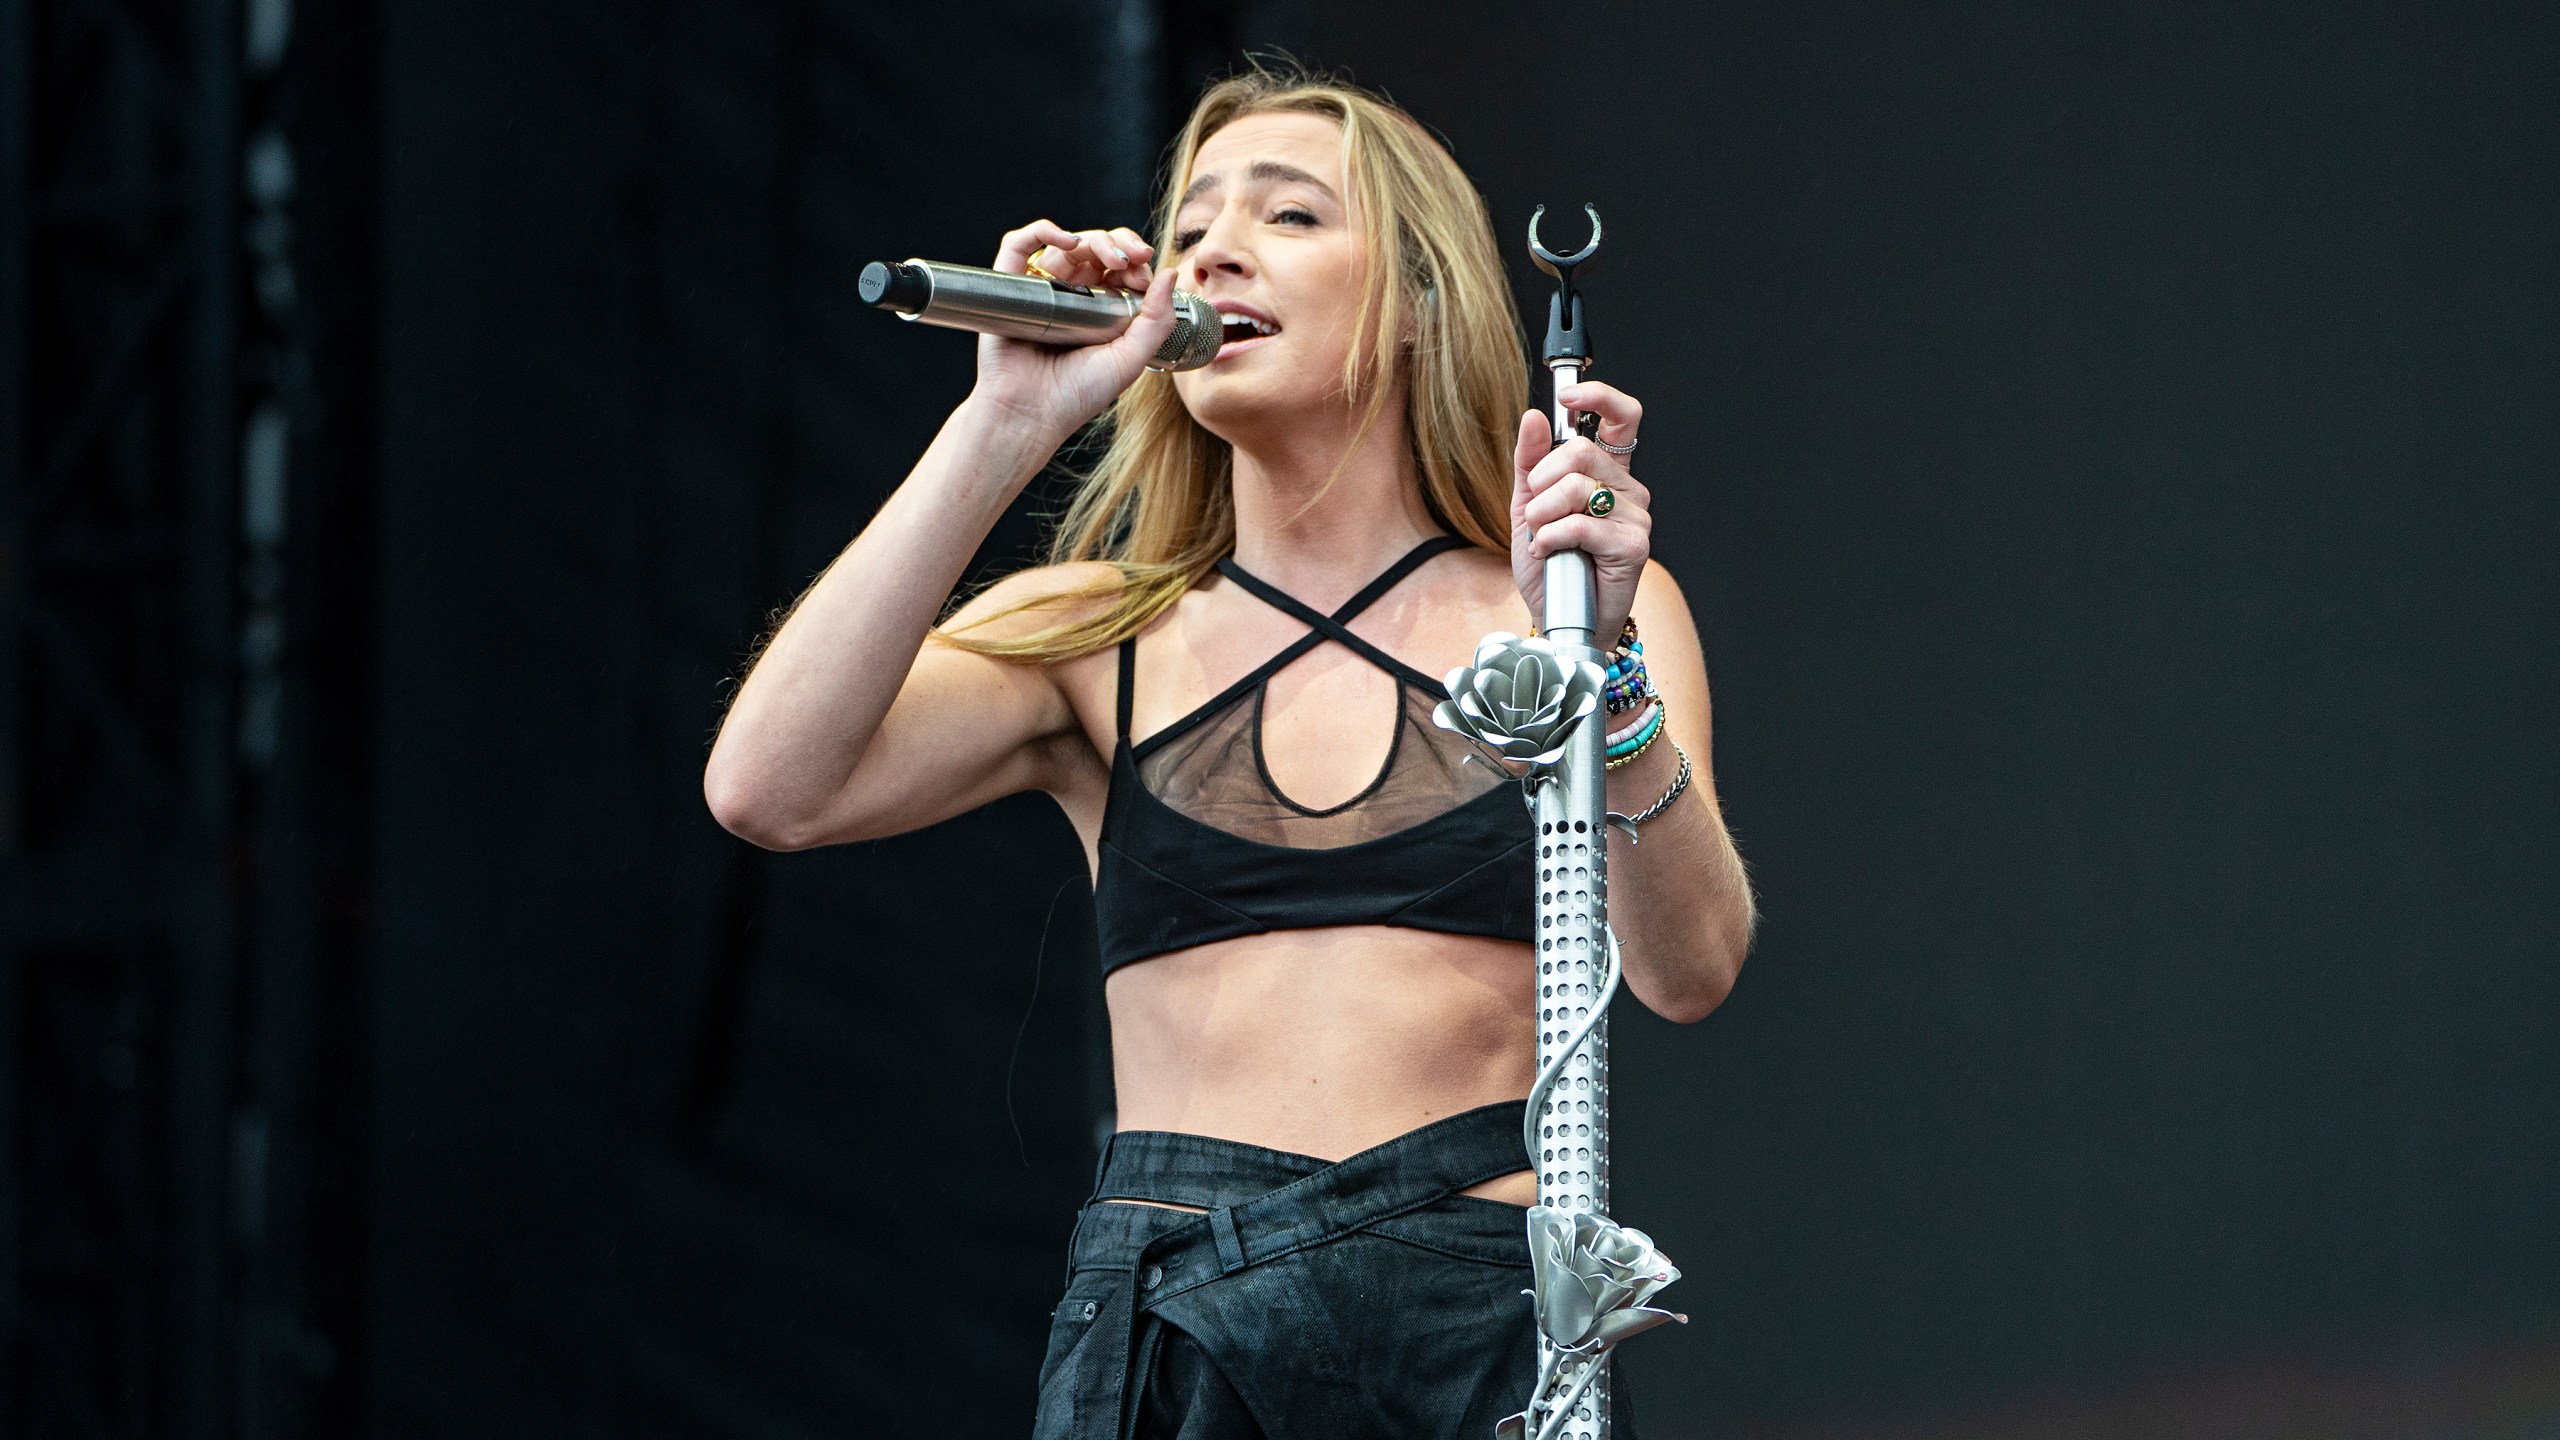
[1153,292,1224,372]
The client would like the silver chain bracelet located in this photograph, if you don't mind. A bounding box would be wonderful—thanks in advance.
[1605,741,1690,842]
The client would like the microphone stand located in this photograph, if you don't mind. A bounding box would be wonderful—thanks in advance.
[1523,202,1615,1440]
[1417,205,1698,1440]
[1439,206,1680,1440]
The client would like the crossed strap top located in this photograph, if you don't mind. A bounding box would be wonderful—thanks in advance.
[1093,535,1537,974]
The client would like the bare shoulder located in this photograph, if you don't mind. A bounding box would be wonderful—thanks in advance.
[932,561,1136,776]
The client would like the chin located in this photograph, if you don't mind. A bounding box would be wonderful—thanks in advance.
[1174,372,1283,444]
[1176,361,1336,447]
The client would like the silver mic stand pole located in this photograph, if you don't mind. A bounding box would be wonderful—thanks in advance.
[1435,206,1685,1440]
[1524,202,1614,1440]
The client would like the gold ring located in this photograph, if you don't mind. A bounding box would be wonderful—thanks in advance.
[1585,485,1618,518]
[1025,247,1058,280]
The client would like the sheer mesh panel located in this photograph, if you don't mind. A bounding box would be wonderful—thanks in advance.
[1139,681,1507,850]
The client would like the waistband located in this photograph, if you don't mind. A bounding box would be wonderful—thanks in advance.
[1037,1102,1532,1439]
[1072,1104,1536,1274]
[1093,1127,1357,1207]
[1087,1103,1530,1290]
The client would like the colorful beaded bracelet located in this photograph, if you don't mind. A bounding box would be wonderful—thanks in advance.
[1604,637,1653,714]
[1604,671,1655,714]
[1603,700,1660,749]
[1603,698,1666,769]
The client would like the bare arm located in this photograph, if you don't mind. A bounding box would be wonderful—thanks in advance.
[1512,389,1756,1023]
[702,220,1172,850]
[1602,562,1756,1022]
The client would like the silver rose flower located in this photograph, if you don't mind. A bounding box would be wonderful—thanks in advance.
[1524,1205,1685,1353]
[1432,633,1607,774]
[1497,1207,1687,1440]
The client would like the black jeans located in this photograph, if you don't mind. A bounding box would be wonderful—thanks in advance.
[1030,1102,1639,1440]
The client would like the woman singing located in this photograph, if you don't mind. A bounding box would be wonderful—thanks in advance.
[704,66,1754,1438]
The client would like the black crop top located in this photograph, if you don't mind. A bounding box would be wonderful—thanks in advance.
[1092,535,1537,974]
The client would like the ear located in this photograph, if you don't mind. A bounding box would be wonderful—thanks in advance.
[1400,274,1439,350]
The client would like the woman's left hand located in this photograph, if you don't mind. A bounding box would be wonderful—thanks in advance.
[1510,381,1650,641]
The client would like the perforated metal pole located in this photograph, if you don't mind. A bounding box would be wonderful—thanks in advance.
[1530,207,1611,1440]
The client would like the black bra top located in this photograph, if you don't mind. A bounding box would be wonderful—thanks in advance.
[1093,534,1537,974]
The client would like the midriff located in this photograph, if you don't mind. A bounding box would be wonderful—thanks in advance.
[1101,924,1538,1208]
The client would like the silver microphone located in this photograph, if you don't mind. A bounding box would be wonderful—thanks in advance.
[859,258,1224,372]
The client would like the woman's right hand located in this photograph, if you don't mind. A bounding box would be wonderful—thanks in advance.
[971,220,1178,443]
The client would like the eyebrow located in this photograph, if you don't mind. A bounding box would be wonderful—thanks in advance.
[1177,159,1337,209]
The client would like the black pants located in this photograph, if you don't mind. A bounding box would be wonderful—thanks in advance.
[1029,1102,1637,1439]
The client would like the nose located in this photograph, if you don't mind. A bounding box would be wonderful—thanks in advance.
[1184,206,1255,287]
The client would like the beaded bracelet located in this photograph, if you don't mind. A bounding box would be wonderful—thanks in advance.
[1604,668,1654,715]
[1537,618,1652,714]
[1604,698,1666,770]
[1602,700,1659,749]
[1604,618,1646,704]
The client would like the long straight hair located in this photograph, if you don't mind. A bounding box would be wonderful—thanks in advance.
[942,63,1528,663]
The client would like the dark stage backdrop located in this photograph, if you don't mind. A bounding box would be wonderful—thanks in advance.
[366,2,1117,1436]
[358,3,2557,1439]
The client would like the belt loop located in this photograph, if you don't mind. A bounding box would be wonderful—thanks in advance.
[1208,1205,1246,1274]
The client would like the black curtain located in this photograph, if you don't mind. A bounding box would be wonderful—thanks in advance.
[367,2,1112,1434]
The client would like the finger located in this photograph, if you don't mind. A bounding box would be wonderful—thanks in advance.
[1525,437,1628,495]
[1036,233,1118,287]
[1070,227,1155,290]
[1068,227,1144,288]
[1603,477,1652,528]
[1071,228,1131,270]
[1511,408,1553,486]
[1556,380,1643,445]
[1024,229,1129,288]
[1529,513,1649,565]
[1109,264,1180,360]
[995,219,1084,275]
[1529,472,1654,532]
[1523,472,1601,529]
[1107,227,1157,285]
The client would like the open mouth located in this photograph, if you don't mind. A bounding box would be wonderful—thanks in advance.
[1218,312,1280,345]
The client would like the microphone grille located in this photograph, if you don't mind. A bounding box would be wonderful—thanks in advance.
[1152,292,1225,372]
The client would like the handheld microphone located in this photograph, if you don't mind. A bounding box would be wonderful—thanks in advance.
[858,259,1224,372]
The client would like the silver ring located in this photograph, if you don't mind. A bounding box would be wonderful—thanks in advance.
[1594,434,1638,456]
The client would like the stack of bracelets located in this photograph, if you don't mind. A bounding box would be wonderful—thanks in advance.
[1601,615,1666,771]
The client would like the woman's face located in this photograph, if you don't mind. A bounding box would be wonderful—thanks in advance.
[1167,112,1370,442]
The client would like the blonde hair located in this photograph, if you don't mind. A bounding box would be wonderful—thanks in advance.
[941,61,1528,663]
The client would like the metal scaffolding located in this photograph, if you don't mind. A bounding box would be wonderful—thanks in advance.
[2,0,361,1433]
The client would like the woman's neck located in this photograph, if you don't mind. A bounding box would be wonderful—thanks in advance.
[1225,397,1444,602]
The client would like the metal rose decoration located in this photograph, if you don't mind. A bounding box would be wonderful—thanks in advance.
[1497,1206,1687,1440]
[1526,1206,1685,1351]
[1432,633,1608,776]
